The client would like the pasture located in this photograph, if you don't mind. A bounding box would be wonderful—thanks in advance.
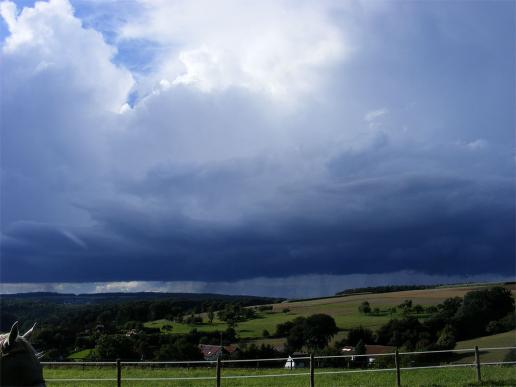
[68,348,94,360]
[43,365,516,386]
[454,329,516,363]
[144,283,516,344]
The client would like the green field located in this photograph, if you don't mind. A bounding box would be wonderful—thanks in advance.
[145,319,227,334]
[454,330,516,364]
[456,330,516,350]
[67,348,95,360]
[43,365,516,386]
[144,284,516,345]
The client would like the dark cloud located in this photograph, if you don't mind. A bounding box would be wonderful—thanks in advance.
[1,0,514,287]
[2,167,513,283]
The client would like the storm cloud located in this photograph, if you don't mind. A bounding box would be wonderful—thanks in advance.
[0,0,514,291]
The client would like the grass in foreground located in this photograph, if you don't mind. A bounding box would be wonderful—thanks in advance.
[44,364,516,386]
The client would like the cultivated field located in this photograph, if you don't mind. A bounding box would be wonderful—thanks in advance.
[43,365,516,386]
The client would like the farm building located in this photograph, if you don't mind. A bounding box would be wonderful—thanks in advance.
[340,344,395,364]
[284,352,308,368]
[198,344,240,361]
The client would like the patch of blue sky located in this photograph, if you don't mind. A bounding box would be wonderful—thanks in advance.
[71,1,168,77]
[71,0,131,45]
[114,38,169,75]
[0,16,8,41]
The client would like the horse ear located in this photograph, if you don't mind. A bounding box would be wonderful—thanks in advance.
[7,321,19,347]
[22,322,37,341]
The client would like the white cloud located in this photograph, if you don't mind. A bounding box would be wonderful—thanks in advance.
[119,0,347,99]
[466,139,488,151]
[364,108,389,129]
[60,229,87,249]
[1,0,134,112]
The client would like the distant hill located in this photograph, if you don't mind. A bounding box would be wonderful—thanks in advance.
[0,291,282,305]
[335,285,439,296]
[0,292,283,332]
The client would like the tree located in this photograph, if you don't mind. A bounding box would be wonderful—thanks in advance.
[413,305,424,314]
[358,301,371,314]
[279,314,338,351]
[400,300,413,309]
[275,321,295,337]
[398,300,413,316]
[355,339,366,355]
[347,326,374,346]
[438,297,462,318]
[223,327,237,343]
[376,317,429,351]
[436,324,456,350]
[353,339,367,367]
[454,287,515,339]
[425,306,438,314]
[96,335,137,360]
[208,309,215,324]
[286,324,305,352]
[226,317,237,329]
[149,301,169,321]
[304,314,339,350]
[495,313,516,332]
[155,337,203,361]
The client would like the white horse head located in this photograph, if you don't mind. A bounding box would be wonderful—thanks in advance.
[0,322,46,387]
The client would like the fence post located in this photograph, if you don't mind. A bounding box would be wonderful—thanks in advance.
[116,359,121,387]
[394,349,401,387]
[474,346,481,382]
[216,356,221,387]
[310,353,315,387]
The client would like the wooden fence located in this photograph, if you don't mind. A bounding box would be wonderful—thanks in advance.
[42,345,516,386]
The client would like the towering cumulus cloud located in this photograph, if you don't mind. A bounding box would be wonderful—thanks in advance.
[0,0,514,295]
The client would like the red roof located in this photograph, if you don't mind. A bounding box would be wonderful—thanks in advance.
[199,344,223,358]
[224,344,239,354]
[198,344,240,359]
[340,344,395,356]
[365,345,395,355]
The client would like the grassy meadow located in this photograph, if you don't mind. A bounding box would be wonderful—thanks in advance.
[454,329,516,363]
[44,364,516,386]
[68,348,94,360]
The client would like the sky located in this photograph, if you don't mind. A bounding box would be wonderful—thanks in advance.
[0,0,514,298]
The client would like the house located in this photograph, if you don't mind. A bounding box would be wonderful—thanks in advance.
[363,345,396,356]
[364,345,395,364]
[224,344,240,357]
[284,352,308,368]
[340,344,395,364]
[198,344,240,361]
[125,329,138,337]
[284,356,295,369]
[95,324,105,333]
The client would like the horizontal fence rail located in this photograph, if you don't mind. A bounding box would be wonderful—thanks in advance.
[43,345,516,386]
